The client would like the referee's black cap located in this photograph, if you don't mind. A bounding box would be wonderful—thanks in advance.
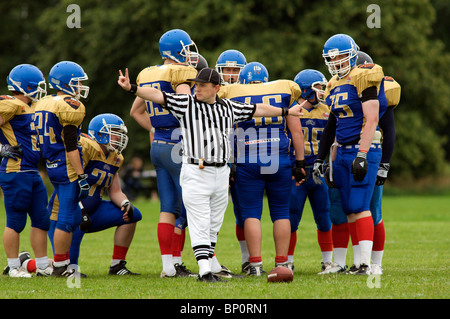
[188,67,221,85]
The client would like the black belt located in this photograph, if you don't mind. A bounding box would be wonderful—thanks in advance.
[187,158,227,167]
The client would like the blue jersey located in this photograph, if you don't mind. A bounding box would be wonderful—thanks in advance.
[34,94,85,184]
[49,135,124,220]
[218,80,301,163]
[325,63,385,145]
[136,64,197,143]
[0,96,40,172]
[288,102,330,166]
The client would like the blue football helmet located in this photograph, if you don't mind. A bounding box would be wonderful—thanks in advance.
[48,61,89,99]
[88,113,128,154]
[7,64,47,102]
[294,69,327,104]
[356,51,373,66]
[159,29,198,67]
[322,34,359,78]
[239,62,269,84]
[215,49,247,85]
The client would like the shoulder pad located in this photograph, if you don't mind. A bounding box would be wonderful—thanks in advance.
[358,63,376,69]
[0,95,15,100]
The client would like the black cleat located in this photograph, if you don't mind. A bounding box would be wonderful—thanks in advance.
[108,260,140,275]
[174,263,197,277]
[51,264,75,277]
[197,272,228,283]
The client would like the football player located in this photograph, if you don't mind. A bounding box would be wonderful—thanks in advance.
[34,61,90,277]
[286,69,334,274]
[46,114,142,275]
[326,51,400,275]
[129,29,198,278]
[215,49,247,85]
[0,64,52,277]
[219,62,307,275]
[312,34,385,275]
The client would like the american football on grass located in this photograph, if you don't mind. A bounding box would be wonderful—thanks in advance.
[267,266,293,283]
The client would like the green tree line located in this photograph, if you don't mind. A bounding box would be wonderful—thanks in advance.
[1,0,449,181]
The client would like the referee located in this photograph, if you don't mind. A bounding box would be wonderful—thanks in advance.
[118,67,304,282]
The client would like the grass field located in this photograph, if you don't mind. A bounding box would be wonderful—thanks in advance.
[0,194,448,302]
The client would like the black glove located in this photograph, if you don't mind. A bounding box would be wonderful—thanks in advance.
[79,204,92,232]
[351,151,368,182]
[324,166,336,188]
[312,159,325,185]
[0,144,23,161]
[121,200,134,220]
[292,160,308,183]
[78,174,90,199]
[376,163,390,186]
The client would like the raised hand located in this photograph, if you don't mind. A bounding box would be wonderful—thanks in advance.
[118,68,131,91]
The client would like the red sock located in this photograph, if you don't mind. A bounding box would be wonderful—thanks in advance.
[54,253,67,263]
[249,256,262,264]
[349,222,358,246]
[275,256,288,264]
[317,229,333,252]
[332,223,349,248]
[373,221,385,251]
[236,225,245,241]
[112,245,129,261]
[288,231,297,255]
[172,232,182,258]
[355,216,374,242]
[157,222,174,255]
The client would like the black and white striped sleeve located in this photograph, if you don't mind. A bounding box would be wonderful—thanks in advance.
[226,99,256,123]
[162,92,190,119]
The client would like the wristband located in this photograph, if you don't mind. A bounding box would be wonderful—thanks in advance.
[356,151,367,159]
[78,173,88,180]
[281,107,289,117]
[129,84,138,94]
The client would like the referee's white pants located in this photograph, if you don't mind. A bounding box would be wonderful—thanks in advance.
[179,163,230,249]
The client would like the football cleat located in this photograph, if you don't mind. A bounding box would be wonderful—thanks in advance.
[247,264,266,276]
[371,264,383,275]
[346,264,360,275]
[174,263,197,277]
[197,272,227,283]
[51,264,75,277]
[241,261,250,274]
[108,260,139,275]
[318,262,347,275]
[3,251,32,275]
[355,264,372,275]
[9,267,32,278]
[36,266,53,277]
[214,265,245,278]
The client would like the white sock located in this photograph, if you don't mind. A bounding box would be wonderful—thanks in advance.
[172,256,182,265]
[322,251,333,264]
[161,254,175,276]
[210,256,222,273]
[239,240,249,264]
[198,259,211,277]
[111,259,121,267]
[288,255,294,263]
[334,248,347,268]
[372,250,384,266]
[36,256,50,269]
[7,258,20,269]
[352,244,360,266]
[359,240,373,265]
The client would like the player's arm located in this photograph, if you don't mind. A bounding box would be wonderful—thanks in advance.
[175,83,192,95]
[286,115,307,186]
[130,96,152,131]
[359,88,379,153]
[118,69,165,105]
[109,173,134,222]
[253,100,306,118]
[63,125,84,175]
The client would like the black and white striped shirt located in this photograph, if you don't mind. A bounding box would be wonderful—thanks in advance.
[162,93,256,163]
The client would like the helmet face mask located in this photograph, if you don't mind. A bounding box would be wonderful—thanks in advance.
[49,61,89,99]
[294,69,327,106]
[215,50,247,85]
[322,34,359,78]
[88,114,128,154]
[159,29,198,68]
